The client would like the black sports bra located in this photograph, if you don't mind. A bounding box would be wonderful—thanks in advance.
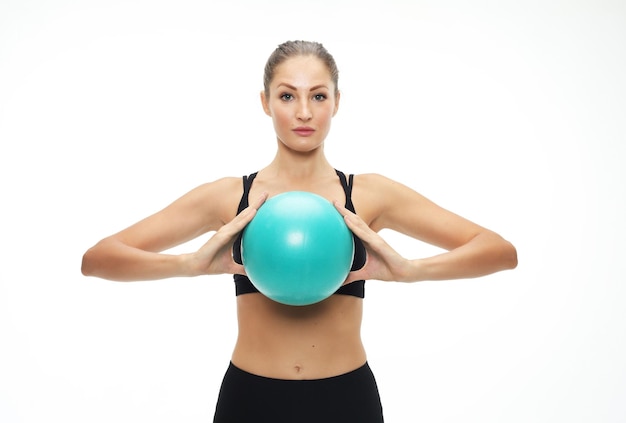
[232,170,367,299]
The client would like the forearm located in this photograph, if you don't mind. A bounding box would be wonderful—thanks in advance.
[81,238,194,282]
[407,232,518,282]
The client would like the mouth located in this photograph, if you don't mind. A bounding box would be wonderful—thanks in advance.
[293,127,315,136]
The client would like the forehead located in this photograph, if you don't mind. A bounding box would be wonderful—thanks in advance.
[270,55,334,90]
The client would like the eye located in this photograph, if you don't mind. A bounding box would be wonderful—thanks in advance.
[280,93,294,101]
[313,93,327,101]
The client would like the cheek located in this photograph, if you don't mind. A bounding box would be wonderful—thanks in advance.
[273,110,291,130]
[318,107,335,125]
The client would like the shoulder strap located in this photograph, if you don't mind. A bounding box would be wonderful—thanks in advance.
[335,169,355,212]
[233,172,257,264]
[236,172,258,213]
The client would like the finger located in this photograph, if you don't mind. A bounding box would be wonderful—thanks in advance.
[341,211,373,241]
[333,200,366,233]
[333,200,353,217]
[224,192,268,235]
[250,191,269,210]
[224,203,260,234]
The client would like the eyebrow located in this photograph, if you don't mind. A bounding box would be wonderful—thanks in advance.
[276,83,329,91]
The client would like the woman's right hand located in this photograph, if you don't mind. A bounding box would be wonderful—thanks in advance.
[187,192,268,277]
[82,180,267,282]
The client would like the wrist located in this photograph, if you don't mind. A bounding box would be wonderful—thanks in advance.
[178,253,201,277]
[403,258,427,283]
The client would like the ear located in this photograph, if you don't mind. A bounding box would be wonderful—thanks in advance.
[332,90,341,117]
[260,90,271,116]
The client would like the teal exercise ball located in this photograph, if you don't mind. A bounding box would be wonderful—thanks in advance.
[242,191,354,306]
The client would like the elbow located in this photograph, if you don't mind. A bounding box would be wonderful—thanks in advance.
[81,239,134,282]
[501,239,518,271]
[483,232,517,272]
[82,241,109,278]
[81,248,97,277]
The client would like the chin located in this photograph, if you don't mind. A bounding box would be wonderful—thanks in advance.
[280,138,324,153]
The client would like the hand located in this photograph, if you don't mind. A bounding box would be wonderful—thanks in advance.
[189,192,268,276]
[334,201,414,283]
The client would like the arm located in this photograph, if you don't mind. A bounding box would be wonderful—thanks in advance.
[335,174,517,283]
[81,178,267,282]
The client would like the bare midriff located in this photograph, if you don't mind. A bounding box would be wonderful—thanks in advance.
[231,292,367,380]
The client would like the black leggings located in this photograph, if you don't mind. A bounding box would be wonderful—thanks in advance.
[213,362,384,422]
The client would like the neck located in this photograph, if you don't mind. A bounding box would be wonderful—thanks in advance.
[263,141,334,181]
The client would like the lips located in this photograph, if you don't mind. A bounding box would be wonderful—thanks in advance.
[293,127,315,136]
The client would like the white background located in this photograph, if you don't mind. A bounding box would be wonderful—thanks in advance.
[1,0,625,421]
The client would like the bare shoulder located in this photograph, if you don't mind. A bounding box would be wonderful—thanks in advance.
[353,173,424,207]
[108,176,244,252]
[351,173,424,228]
[353,173,411,193]
[180,176,244,226]
[191,176,241,198]
[352,173,487,249]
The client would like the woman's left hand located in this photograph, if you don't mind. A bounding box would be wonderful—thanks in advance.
[334,201,415,283]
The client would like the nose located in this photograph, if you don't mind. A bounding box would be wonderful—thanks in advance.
[296,99,312,121]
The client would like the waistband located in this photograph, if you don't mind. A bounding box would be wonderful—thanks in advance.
[226,361,372,383]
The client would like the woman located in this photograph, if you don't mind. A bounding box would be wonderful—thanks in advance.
[82,40,517,422]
